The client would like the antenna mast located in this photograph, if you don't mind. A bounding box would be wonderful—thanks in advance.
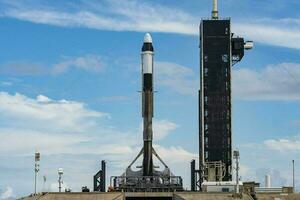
[34,151,40,195]
[212,0,219,19]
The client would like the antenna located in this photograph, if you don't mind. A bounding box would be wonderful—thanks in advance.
[58,168,64,192]
[42,175,47,192]
[212,0,218,19]
[233,150,240,194]
[293,160,295,192]
[34,151,40,195]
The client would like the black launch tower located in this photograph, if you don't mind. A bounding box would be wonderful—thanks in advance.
[200,18,233,181]
[195,0,253,189]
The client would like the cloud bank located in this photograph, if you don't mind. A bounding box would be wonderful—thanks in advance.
[156,61,198,96]
[234,18,300,50]
[2,1,300,49]
[264,134,300,151]
[0,0,196,35]
[155,61,300,100]
[52,55,105,74]
[0,91,195,194]
[0,187,15,200]
[0,92,107,133]
[0,91,189,155]
[233,63,300,101]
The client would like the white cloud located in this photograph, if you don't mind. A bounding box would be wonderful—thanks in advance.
[154,145,196,189]
[153,120,178,141]
[0,187,15,200]
[156,61,198,95]
[0,91,117,156]
[152,60,300,101]
[0,91,193,168]
[155,145,196,165]
[233,63,300,100]
[1,0,196,35]
[0,129,90,155]
[239,164,252,180]
[234,18,300,49]
[139,119,178,141]
[2,1,300,49]
[0,91,196,193]
[0,92,108,132]
[264,134,300,151]
[154,60,300,101]
[0,92,181,157]
[52,55,105,74]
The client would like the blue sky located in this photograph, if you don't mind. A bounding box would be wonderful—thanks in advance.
[0,0,300,198]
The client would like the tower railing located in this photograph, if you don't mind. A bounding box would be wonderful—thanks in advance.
[110,175,183,192]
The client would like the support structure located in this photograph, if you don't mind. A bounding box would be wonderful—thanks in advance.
[191,160,196,191]
[200,15,233,183]
[197,0,253,189]
[190,160,201,191]
[93,160,106,192]
[233,150,240,194]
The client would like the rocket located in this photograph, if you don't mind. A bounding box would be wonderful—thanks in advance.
[112,34,183,191]
[141,33,154,176]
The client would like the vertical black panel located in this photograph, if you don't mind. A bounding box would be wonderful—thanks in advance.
[191,160,196,191]
[93,160,106,192]
[101,160,106,192]
[200,19,232,181]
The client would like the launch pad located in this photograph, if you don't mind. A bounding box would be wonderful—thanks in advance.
[111,148,183,192]
[23,192,258,200]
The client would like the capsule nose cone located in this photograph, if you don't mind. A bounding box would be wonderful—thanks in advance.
[144,33,152,43]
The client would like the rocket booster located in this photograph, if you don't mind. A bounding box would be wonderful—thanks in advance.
[141,33,154,176]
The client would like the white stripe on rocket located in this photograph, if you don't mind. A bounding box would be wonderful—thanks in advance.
[142,51,153,74]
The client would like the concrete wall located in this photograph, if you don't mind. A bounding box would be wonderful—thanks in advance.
[174,192,253,200]
[20,192,124,200]
[256,193,300,200]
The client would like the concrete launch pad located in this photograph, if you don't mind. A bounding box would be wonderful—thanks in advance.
[20,192,275,200]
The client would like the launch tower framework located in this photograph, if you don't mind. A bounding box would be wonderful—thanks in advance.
[195,0,253,190]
